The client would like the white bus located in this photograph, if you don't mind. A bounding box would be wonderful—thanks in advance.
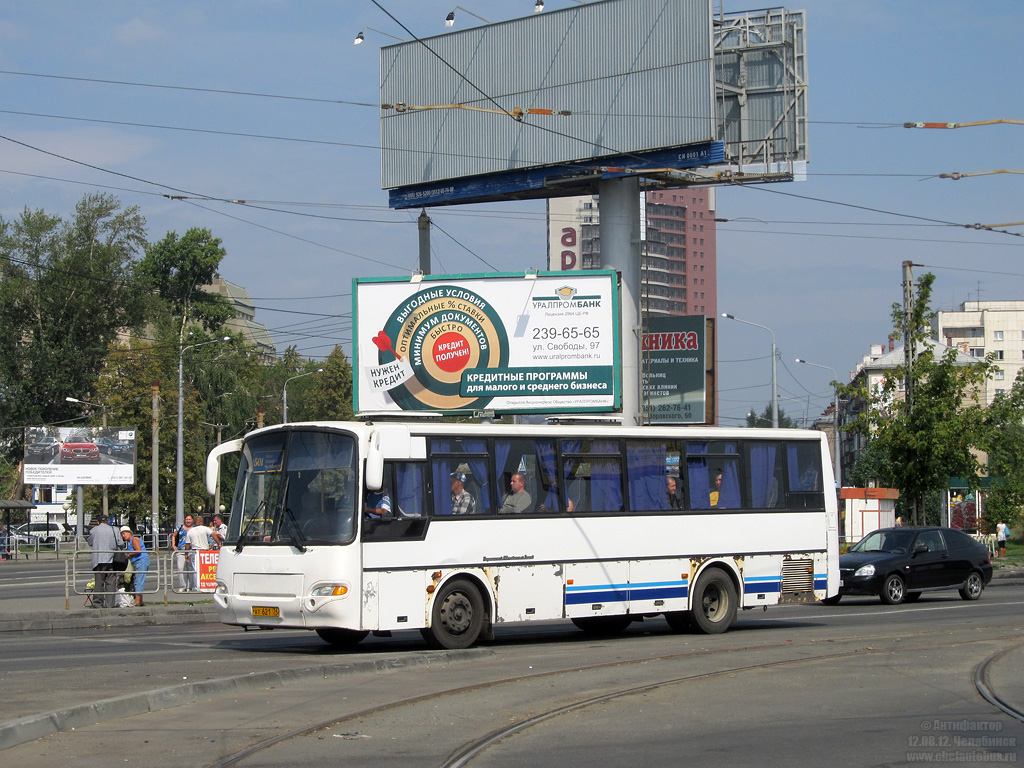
[206,421,839,649]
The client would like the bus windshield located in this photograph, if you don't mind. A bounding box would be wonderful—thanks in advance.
[228,429,358,548]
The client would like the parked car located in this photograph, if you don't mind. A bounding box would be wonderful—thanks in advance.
[25,436,60,462]
[60,435,100,463]
[825,526,993,606]
[19,522,70,545]
[7,525,38,546]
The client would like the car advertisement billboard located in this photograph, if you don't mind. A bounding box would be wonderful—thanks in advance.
[354,271,620,415]
[23,427,137,485]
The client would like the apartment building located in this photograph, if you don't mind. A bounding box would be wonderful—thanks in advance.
[547,188,717,317]
[933,300,1024,405]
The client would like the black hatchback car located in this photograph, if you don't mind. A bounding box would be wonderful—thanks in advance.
[825,526,993,605]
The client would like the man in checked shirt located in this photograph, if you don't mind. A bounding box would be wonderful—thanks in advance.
[450,472,476,515]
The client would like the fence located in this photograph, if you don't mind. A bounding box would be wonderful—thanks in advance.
[5,531,172,561]
[65,548,221,609]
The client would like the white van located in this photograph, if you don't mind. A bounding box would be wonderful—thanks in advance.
[22,522,70,544]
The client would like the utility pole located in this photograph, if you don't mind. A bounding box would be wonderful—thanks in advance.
[902,260,915,409]
[902,260,922,524]
[151,381,159,550]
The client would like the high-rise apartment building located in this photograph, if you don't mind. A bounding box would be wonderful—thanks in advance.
[547,188,717,318]
[933,300,1024,406]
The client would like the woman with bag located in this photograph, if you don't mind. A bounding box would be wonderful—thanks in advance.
[119,526,150,607]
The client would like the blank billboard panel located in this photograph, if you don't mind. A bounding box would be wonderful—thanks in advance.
[381,0,715,191]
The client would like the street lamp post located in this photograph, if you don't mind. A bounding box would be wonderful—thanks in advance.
[283,369,323,424]
[721,313,778,428]
[176,336,229,528]
[65,396,108,520]
[796,358,842,491]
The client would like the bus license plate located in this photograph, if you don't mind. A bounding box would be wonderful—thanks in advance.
[252,606,280,618]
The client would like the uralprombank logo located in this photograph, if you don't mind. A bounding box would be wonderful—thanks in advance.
[375,285,509,411]
[531,285,602,308]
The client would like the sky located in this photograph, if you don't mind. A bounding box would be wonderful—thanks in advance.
[1,0,1021,427]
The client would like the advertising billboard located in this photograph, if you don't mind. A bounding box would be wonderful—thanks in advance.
[641,315,707,424]
[23,427,137,486]
[381,0,719,207]
[354,272,620,415]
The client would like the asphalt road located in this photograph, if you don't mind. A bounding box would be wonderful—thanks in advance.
[2,580,1023,767]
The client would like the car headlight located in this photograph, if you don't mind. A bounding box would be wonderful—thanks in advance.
[854,564,876,578]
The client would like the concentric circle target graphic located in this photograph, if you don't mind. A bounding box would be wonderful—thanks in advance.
[379,287,509,410]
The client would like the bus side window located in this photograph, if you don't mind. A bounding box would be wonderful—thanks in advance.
[746,442,785,509]
[785,441,826,510]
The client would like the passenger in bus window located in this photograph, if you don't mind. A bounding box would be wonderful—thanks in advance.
[666,475,682,510]
[364,488,392,518]
[450,472,476,515]
[709,472,722,507]
[498,472,532,514]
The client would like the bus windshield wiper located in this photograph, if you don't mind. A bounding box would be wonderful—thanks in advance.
[234,497,268,553]
[281,505,307,552]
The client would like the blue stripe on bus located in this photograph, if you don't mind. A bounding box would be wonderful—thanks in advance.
[743,579,780,594]
[563,580,689,606]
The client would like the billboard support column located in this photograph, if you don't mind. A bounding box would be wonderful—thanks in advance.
[599,176,642,424]
[76,485,84,542]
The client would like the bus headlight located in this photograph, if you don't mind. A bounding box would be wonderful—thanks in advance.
[311,584,349,597]
[215,580,228,595]
[854,564,875,578]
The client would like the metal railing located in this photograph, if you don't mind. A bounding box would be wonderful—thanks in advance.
[65,548,222,609]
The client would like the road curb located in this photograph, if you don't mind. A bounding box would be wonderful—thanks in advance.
[0,647,495,752]
[0,605,219,633]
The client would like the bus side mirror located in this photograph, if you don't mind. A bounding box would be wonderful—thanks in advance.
[207,439,243,495]
[365,434,384,491]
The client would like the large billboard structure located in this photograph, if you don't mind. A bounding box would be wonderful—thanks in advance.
[380,1,808,208]
[354,272,620,415]
[382,0,720,208]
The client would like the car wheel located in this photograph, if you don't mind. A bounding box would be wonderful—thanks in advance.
[959,571,984,601]
[689,568,738,634]
[880,573,905,605]
[422,578,485,649]
[821,595,842,606]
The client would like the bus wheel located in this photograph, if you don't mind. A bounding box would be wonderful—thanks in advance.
[664,611,692,632]
[315,628,369,647]
[821,595,842,606]
[690,569,737,635]
[571,615,632,635]
[425,578,485,650]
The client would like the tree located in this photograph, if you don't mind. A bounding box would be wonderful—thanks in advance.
[137,228,235,345]
[745,404,795,429]
[305,346,354,421]
[840,273,992,524]
[977,371,1024,530]
[0,194,148,460]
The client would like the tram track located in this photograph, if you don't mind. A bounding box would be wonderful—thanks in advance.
[974,641,1024,723]
[214,627,1024,768]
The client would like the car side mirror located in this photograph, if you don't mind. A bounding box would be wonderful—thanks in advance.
[913,543,928,555]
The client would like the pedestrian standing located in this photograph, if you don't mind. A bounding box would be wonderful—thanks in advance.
[88,515,120,608]
[185,515,214,591]
[120,526,150,606]
[996,520,1008,558]
[171,515,194,590]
